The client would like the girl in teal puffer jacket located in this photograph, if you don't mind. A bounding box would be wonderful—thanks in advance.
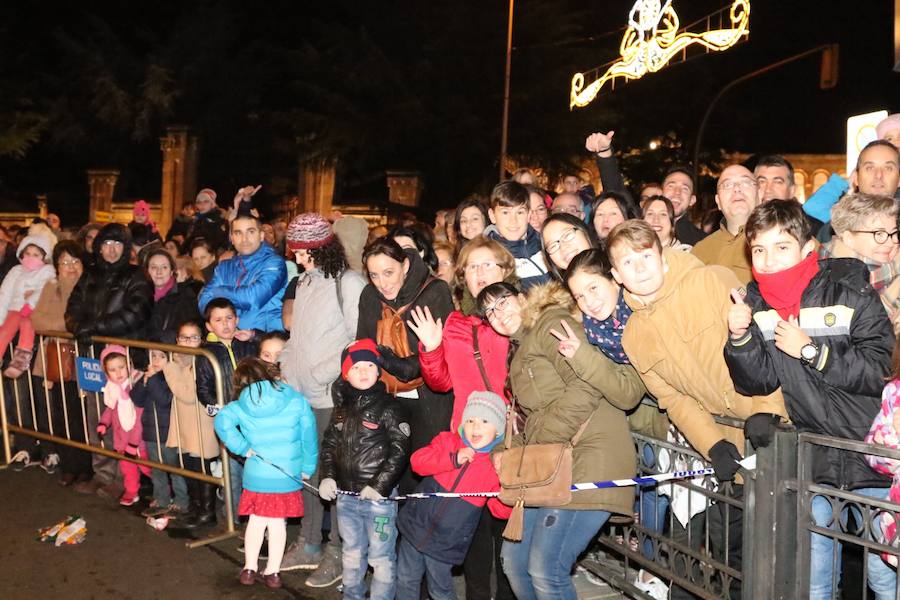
[215,358,318,589]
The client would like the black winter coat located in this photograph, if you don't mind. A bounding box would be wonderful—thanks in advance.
[148,282,201,337]
[195,335,259,407]
[319,379,410,497]
[356,248,454,491]
[65,223,153,340]
[724,258,894,490]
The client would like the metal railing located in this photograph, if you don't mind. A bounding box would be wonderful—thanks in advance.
[581,420,900,599]
[0,330,238,549]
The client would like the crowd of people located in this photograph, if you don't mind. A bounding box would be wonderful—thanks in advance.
[3,112,900,599]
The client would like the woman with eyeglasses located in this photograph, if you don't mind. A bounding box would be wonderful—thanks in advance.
[476,272,644,600]
[29,241,91,485]
[540,213,600,281]
[405,236,518,600]
[821,193,900,332]
[143,249,201,338]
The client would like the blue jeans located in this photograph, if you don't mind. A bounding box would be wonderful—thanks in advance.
[337,493,398,600]
[810,486,897,600]
[145,442,189,510]
[501,508,610,600]
[228,457,243,524]
[396,536,457,600]
[638,489,669,560]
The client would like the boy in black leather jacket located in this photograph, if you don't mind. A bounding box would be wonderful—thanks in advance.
[317,339,410,600]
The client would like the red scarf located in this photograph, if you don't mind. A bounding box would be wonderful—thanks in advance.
[154,276,175,302]
[753,252,819,320]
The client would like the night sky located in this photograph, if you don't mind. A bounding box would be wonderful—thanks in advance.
[0,0,897,223]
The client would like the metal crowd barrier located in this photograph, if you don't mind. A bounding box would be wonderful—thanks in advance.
[580,416,900,600]
[0,330,238,549]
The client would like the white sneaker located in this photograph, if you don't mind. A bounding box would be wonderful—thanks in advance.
[41,453,60,474]
[11,450,31,472]
[634,570,669,600]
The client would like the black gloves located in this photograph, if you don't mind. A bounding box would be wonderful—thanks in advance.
[708,439,742,482]
[744,413,780,449]
[377,345,421,382]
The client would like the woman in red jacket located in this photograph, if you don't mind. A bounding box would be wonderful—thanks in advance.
[407,235,518,600]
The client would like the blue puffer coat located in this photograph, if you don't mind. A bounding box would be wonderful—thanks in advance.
[214,381,318,493]
[198,243,287,332]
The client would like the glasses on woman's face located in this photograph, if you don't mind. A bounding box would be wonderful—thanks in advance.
[177,335,201,343]
[59,259,81,268]
[483,295,512,320]
[545,227,580,255]
[465,261,500,273]
[851,229,900,245]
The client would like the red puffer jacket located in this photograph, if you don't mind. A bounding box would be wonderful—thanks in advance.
[418,311,510,430]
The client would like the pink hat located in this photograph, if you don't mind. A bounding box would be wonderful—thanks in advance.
[287,213,335,250]
[99,344,128,364]
[876,114,900,140]
[133,200,150,219]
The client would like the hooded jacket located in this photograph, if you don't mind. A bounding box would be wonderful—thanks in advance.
[621,249,788,460]
[0,235,56,324]
[485,224,549,291]
[215,380,318,493]
[162,359,219,459]
[198,242,287,332]
[398,431,511,564]
[357,249,455,470]
[507,282,645,515]
[319,379,411,496]
[280,268,366,409]
[65,223,153,340]
[725,258,894,489]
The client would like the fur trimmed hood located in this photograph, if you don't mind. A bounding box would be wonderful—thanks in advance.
[519,280,576,332]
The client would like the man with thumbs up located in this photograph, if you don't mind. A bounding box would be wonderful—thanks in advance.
[723,199,896,599]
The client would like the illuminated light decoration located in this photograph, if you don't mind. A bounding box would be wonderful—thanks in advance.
[570,0,750,109]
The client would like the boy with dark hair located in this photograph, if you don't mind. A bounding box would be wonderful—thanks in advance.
[724,199,896,599]
[484,180,549,290]
[196,297,259,524]
[318,339,411,600]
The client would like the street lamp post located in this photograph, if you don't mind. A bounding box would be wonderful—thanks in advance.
[499,0,514,182]
[692,44,838,184]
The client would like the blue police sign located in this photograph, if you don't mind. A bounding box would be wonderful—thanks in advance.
[76,357,106,392]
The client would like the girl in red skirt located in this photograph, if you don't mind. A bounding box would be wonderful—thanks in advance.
[215,358,318,588]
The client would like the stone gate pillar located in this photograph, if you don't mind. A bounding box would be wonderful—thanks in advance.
[297,158,336,215]
[87,169,120,223]
[159,125,198,236]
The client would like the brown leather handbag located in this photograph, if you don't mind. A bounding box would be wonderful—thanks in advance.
[497,392,591,541]
[375,277,436,394]
[45,340,77,383]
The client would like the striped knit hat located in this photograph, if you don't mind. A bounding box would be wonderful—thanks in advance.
[462,391,507,435]
[287,213,335,251]
[196,188,217,204]
[341,339,381,380]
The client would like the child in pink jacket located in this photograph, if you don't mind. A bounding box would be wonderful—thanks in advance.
[97,344,151,506]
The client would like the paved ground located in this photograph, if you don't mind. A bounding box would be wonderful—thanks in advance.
[0,465,624,600]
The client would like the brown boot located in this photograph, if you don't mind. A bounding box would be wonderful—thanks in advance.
[4,347,32,379]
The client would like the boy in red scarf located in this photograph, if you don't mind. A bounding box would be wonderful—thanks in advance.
[724,199,896,599]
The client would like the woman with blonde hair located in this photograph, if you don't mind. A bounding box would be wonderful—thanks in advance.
[407,235,519,600]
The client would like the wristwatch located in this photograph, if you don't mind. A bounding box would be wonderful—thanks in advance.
[800,342,820,366]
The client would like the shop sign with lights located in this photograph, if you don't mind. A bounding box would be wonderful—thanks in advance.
[570,0,750,109]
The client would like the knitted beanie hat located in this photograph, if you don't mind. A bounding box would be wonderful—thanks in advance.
[462,391,507,435]
[287,213,335,251]
[196,188,217,204]
[876,114,900,140]
[340,339,381,380]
